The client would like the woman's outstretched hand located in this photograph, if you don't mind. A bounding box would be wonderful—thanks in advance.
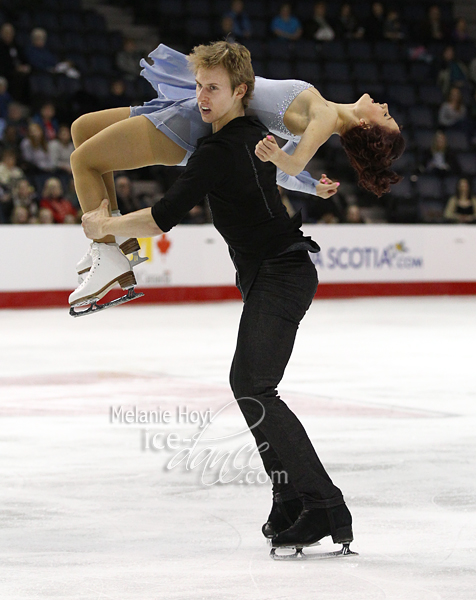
[315,174,340,198]
[82,198,110,239]
[255,134,282,163]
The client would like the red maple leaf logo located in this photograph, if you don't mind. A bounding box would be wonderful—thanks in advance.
[157,234,171,255]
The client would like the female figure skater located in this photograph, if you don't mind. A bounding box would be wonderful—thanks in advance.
[69,43,404,309]
[80,40,356,558]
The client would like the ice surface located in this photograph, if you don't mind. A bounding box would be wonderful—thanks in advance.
[0,297,475,600]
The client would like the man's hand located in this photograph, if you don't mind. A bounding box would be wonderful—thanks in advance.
[255,134,282,163]
[315,173,340,198]
[81,198,111,240]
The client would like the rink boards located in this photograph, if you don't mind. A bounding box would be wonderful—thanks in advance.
[1,224,475,308]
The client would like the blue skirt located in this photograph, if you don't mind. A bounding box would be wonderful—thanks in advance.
[130,44,212,163]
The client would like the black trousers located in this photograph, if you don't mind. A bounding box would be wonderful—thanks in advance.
[229,250,344,509]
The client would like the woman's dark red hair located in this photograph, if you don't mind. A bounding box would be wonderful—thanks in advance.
[340,124,406,197]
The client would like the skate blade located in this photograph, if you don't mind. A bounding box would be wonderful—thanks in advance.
[270,543,358,561]
[69,288,144,317]
[128,252,149,267]
[266,537,320,547]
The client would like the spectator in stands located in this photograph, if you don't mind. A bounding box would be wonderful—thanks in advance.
[5,101,29,143]
[38,206,54,223]
[0,23,31,102]
[0,76,12,120]
[25,28,58,73]
[102,79,132,110]
[11,204,29,224]
[420,5,449,44]
[452,17,470,43]
[221,15,237,42]
[223,1,252,42]
[115,175,143,214]
[383,9,407,42]
[20,122,55,193]
[303,2,335,42]
[333,3,364,40]
[444,177,476,223]
[32,102,59,141]
[39,177,76,224]
[438,86,467,128]
[437,45,469,97]
[49,125,73,175]
[271,3,302,41]
[420,130,457,174]
[365,2,385,42]
[345,204,367,224]
[0,148,25,190]
[11,178,38,222]
[116,38,142,80]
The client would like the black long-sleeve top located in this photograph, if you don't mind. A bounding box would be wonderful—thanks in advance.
[152,116,319,300]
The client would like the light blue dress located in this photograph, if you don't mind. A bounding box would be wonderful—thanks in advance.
[130,44,318,195]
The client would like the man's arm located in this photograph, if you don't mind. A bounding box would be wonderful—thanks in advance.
[82,200,163,240]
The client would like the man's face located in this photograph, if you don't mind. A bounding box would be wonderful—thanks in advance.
[195,65,239,125]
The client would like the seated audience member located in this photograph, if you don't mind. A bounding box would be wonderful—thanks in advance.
[223,1,252,41]
[5,101,29,142]
[437,46,469,96]
[438,86,467,128]
[39,177,76,223]
[11,204,30,224]
[383,9,406,42]
[115,175,143,214]
[25,28,58,72]
[38,206,54,223]
[420,130,457,173]
[20,122,55,184]
[444,178,476,223]
[116,38,142,80]
[365,2,385,42]
[0,76,12,120]
[334,3,364,40]
[304,1,335,42]
[420,5,450,44]
[0,148,25,189]
[0,23,31,102]
[11,177,39,221]
[271,3,302,41]
[32,102,59,141]
[221,16,237,42]
[49,124,74,190]
[452,17,469,42]
[345,204,367,223]
[102,79,132,110]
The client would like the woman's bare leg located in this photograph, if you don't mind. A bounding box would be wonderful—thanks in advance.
[70,115,186,242]
[71,107,131,213]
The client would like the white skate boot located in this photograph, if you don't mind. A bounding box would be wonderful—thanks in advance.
[69,242,143,317]
[76,211,148,284]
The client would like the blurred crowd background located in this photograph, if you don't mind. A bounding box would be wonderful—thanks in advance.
[1,0,476,226]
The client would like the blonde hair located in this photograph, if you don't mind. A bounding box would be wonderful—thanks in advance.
[187,40,255,109]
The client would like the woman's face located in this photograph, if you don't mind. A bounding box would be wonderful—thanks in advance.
[355,94,400,132]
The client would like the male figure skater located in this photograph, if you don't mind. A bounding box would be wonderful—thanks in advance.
[81,40,354,556]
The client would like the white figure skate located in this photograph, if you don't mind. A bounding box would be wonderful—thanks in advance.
[76,211,148,284]
[69,242,143,317]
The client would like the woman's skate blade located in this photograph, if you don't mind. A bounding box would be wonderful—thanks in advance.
[69,288,144,317]
[270,542,358,561]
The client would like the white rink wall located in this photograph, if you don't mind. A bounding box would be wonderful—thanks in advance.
[1,224,475,303]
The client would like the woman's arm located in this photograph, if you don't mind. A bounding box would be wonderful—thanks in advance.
[255,117,336,176]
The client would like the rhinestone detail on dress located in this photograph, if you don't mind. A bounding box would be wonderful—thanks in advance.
[267,81,313,141]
